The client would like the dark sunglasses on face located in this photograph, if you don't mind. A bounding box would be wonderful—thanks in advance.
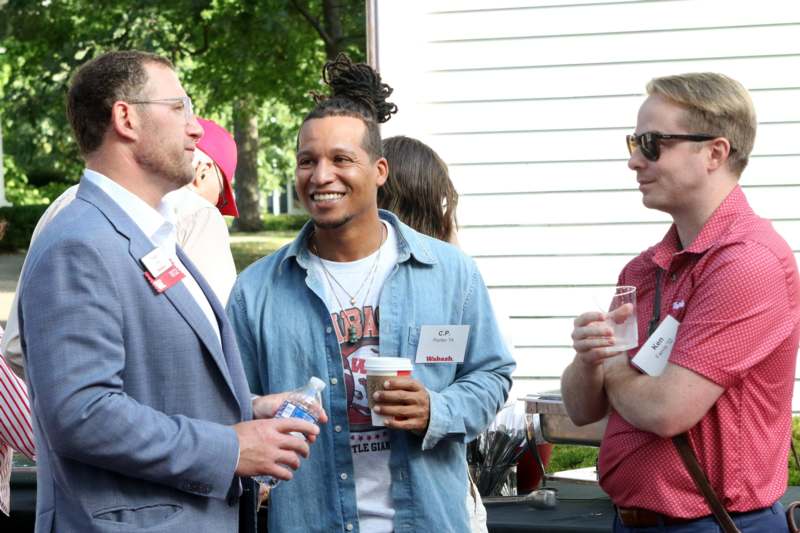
[626,131,735,162]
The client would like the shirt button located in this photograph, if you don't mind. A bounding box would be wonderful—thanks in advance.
[671,273,677,281]
[330,377,338,385]
[334,425,342,432]
[345,524,354,531]
[326,326,332,334]
[340,472,348,480]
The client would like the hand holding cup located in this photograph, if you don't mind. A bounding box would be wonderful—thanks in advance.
[572,286,638,366]
[365,357,423,430]
[600,286,638,353]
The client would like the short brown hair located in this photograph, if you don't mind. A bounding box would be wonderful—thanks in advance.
[379,136,458,242]
[66,50,173,156]
[647,72,756,176]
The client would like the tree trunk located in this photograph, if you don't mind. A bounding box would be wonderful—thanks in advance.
[322,0,345,59]
[232,98,262,231]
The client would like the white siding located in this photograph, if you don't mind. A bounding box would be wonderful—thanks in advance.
[373,0,800,409]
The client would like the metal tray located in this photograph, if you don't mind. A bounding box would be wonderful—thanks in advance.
[524,393,607,446]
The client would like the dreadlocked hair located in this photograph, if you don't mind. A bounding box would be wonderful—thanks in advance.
[302,53,398,160]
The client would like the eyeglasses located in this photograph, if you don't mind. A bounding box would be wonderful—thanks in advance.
[128,96,194,123]
[626,131,729,162]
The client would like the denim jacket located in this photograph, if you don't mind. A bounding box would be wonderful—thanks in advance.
[228,211,515,533]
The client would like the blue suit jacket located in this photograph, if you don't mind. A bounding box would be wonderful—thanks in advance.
[18,179,253,532]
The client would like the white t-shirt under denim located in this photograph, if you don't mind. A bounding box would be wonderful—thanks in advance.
[309,220,398,533]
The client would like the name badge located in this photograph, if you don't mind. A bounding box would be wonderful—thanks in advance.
[630,315,680,376]
[144,262,185,294]
[415,325,469,364]
[140,248,171,278]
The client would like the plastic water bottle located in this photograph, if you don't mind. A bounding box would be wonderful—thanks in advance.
[254,376,326,488]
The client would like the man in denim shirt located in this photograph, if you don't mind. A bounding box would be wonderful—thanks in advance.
[227,55,515,533]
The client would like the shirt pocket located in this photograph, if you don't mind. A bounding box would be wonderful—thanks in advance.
[405,325,456,393]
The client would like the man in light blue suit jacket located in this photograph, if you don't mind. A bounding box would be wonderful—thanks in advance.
[17,50,321,532]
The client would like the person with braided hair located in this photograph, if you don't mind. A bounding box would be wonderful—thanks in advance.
[228,54,515,533]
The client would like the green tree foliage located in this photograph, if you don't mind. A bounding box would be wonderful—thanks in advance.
[0,0,365,219]
[0,0,211,198]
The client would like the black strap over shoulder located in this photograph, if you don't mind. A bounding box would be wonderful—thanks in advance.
[647,269,663,337]
[649,268,740,533]
[673,434,741,533]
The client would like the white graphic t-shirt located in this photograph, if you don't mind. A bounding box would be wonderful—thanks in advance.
[310,220,399,533]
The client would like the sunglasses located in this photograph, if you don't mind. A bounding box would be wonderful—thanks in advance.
[626,132,725,162]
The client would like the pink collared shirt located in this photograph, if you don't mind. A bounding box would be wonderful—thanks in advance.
[599,186,800,517]
[0,326,35,516]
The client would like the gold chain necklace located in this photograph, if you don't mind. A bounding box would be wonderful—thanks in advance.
[312,223,386,343]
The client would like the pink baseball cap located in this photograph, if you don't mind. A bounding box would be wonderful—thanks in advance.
[197,117,239,217]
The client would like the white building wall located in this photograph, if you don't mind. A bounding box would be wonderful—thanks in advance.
[372,0,800,408]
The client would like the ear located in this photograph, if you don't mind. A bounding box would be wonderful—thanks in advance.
[110,100,139,142]
[374,157,389,187]
[706,137,732,172]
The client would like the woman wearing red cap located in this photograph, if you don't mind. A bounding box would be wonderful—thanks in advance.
[167,117,239,305]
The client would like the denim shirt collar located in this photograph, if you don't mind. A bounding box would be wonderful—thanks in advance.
[281,209,437,272]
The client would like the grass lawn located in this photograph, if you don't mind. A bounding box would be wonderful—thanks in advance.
[230,230,296,272]
[546,445,598,473]
[230,230,800,486]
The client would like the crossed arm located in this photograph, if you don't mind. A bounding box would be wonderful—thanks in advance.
[561,309,723,438]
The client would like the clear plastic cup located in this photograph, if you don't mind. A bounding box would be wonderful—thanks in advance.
[601,286,637,353]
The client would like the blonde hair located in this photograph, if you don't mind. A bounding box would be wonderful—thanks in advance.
[646,73,756,176]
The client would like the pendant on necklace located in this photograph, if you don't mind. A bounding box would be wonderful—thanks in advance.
[350,297,356,305]
[348,325,360,344]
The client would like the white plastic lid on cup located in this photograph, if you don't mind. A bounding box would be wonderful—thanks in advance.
[364,357,413,374]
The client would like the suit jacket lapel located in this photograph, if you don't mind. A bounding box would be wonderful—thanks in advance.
[76,180,241,411]
[178,251,252,421]
[174,247,242,413]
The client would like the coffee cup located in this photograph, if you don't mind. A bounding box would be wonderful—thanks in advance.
[364,357,413,427]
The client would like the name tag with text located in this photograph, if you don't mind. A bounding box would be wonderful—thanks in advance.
[631,315,680,376]
[140,248,171,277]
[415,325,470,363]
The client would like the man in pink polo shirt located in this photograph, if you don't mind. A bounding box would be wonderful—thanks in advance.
[562,72,800,532]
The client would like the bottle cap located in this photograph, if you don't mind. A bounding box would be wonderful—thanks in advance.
[309,376,326,392]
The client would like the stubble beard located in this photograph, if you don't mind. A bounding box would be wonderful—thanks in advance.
[301,194,353,230]
[312,214,352,230]
[136,143,194,190]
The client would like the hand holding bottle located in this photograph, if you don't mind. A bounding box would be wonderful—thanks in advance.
[233,417,317,479]
[253,377,327,487]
